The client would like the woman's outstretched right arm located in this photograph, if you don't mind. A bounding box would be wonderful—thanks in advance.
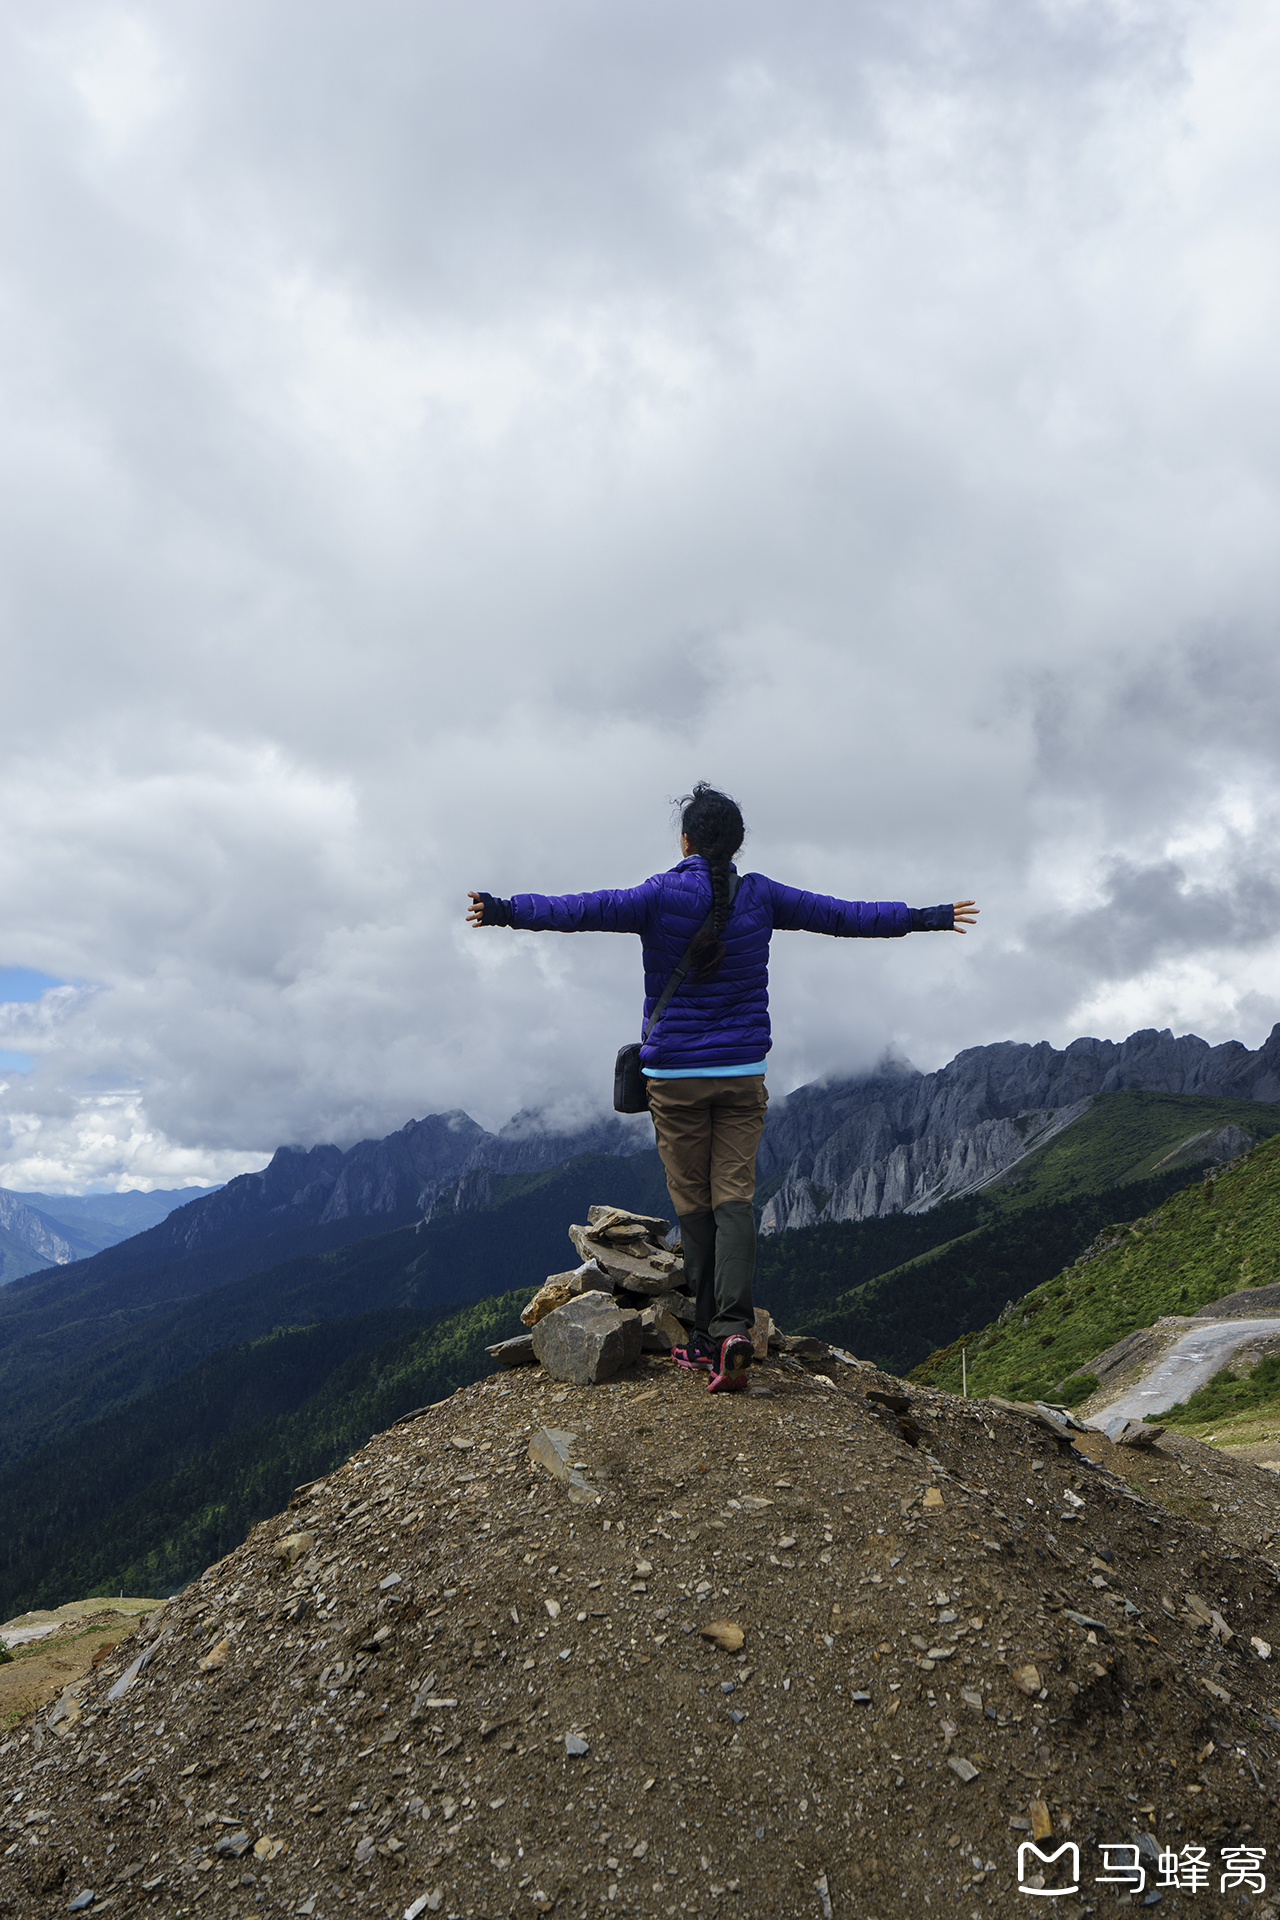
[766,882,979,938]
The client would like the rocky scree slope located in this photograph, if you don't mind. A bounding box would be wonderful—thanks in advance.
[757,1024,1280,1232]
[4,1353,1280,1919]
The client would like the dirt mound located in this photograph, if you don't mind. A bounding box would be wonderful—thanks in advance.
[3,1351,1280,1918]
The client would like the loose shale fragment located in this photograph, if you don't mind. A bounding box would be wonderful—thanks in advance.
[528,1426,600,1504]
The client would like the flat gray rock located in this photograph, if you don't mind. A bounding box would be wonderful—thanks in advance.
[485,1334,538,1368]
[530,1290,642,1386]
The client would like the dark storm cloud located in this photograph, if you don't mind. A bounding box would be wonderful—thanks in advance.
[1030,852,1280,979]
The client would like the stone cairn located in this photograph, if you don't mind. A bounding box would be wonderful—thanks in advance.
[485,1204,781,1387]
[483,1205,691,1386]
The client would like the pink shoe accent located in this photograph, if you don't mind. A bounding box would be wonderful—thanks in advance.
[707,1333,752,1394]
[672,1335,714,1371]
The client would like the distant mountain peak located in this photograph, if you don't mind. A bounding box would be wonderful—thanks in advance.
[757,1022,1280,1232]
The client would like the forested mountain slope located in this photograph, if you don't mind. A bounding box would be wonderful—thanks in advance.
[0,1151,669,1472]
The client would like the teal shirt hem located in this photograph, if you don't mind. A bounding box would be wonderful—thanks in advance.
[643,1061,766,1079]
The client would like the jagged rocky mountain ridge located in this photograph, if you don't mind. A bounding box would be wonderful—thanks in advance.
[238,1023,1280,1243]
[151,1108,654,1257]
[755,1023,1280,1231]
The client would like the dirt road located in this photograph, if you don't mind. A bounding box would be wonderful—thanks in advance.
[1088,1314,1280,1423]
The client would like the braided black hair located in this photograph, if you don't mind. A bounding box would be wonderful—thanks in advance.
[679,782,745,977]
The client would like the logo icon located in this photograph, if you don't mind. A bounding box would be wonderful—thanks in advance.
[1017,1842,1081,1897]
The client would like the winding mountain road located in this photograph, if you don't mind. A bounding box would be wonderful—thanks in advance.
[1089,1317,1280,1425]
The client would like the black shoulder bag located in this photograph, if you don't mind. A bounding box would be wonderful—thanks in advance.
[613,875,740,1113]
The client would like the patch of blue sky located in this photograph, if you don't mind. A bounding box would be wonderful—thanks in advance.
[0,969,64,1070]
[0,966,66,1002]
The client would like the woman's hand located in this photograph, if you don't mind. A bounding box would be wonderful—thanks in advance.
[952,900,979,932]
[466,891,486,927]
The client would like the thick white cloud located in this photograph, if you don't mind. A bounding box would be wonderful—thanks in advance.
[2,0,1280,1189]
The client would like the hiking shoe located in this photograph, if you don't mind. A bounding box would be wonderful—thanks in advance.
[672,1331,716,1371]
[708,1332,752,1394]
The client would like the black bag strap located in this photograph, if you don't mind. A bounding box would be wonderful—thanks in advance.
[641,873,740,1043]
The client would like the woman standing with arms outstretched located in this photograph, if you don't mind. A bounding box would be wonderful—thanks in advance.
[468,784,978,1393]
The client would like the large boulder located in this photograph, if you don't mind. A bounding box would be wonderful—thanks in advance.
[531,1291,643,1386]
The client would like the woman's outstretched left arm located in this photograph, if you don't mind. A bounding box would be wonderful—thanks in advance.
[466,881,655,933]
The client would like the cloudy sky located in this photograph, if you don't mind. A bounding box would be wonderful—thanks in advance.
[2,0,1279,1193]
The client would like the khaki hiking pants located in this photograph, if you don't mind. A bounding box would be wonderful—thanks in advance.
[647,1076,768,1344]
[646,1075,769,1213]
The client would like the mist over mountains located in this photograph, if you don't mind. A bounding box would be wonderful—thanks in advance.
[147,1020,1280,1261]
[5,1023,1279,1289]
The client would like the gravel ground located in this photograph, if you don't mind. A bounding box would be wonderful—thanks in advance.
[3,1349,1280,1919]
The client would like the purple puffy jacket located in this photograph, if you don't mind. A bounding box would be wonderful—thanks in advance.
[508,855,911,1072]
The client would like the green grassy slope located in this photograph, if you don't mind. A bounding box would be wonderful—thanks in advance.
[911,1129,1280,1401]
[981,1089,1280,1204]
[1156,1353,1280,1435]
[0,1290,527,1617]
[754,1091,1280,1376]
